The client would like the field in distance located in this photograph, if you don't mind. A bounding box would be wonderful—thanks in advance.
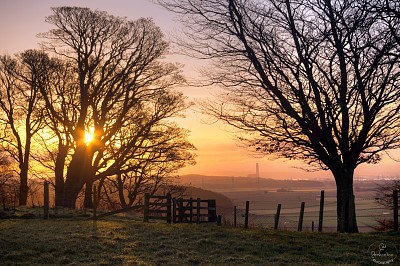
[177,175,388,232]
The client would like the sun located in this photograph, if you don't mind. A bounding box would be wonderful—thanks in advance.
[85,130,94,144]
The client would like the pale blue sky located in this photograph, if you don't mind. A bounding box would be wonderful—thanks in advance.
[0,0,178,54]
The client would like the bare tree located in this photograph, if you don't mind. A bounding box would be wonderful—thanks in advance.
[375,180,400,210]
[374,179,400,231]
[99,126,195,208]
[0,51,45,206]
[0,150,18,210]
[37,7,195,208]
[159,0,400,232]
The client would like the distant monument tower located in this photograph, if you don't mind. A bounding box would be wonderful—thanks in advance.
[248,163,261,180]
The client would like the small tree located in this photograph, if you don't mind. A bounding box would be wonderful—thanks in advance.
[374,180,399,230]
[99,126,195,209]
[375,180,400,210]
[0,151,18,210]
[0,51,45,206]
[159,0,400,232]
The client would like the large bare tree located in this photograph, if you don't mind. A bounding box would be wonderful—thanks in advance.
[36,7,194,208]
[159,0,400,232]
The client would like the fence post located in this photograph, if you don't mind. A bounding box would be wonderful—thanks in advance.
[394,190,398,231]
[298,202,305,231]
[172,198,177,224]
[189,198,193,223]
[93,185,97,220]
[274,203,281,230]
[178,198,184,223]
[208,200,217,223]
[166,193,172,224]
[312,221,314,232]
[318,190,324,232]
[217,215,222,226]
[234,206,237,227]
[245,201,249,229]
[196,198,201,224]
[44,182,49,219]
[143,193,149,222]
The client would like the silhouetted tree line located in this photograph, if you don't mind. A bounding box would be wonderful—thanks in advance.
[0,7,195,209]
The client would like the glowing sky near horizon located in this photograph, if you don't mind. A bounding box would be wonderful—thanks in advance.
[0,0,399,180]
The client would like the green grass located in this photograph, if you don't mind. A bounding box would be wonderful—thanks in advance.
[0,217,399,265]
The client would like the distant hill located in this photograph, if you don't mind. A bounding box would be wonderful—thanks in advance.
[177,174,325,191]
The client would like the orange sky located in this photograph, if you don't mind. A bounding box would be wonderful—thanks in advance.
[0,0,399,179]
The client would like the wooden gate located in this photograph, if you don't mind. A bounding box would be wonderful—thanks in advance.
[143,193,172,223]
[142,194,218,224]
[173,198,217,224]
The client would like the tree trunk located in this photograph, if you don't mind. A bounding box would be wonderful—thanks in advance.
[63,178,83,209]
[18,166,28,206]
[62,145,89,208]
[334,170,358,233]
[83,180,93,209]
[54,144,68,207]
[117,173,128,208]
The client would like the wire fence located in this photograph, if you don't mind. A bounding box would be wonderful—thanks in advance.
[10,182,399,233]
[218,192,397,232]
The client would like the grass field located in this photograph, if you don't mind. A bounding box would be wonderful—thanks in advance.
[0,217,399,265]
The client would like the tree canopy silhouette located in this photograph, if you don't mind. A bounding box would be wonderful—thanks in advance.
[159,0,400,232]
[0,7,195,208]
[36,7,195,208]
